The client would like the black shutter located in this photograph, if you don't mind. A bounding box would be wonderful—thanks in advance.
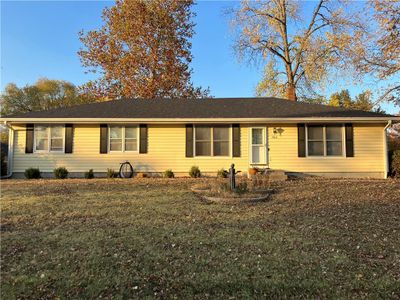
[232,124,241,157]
[186,124,194,157]
[298,124,306,157]
[345,123,354,157]
[100,124,108,154]
[139,124,148,154]
[65,124,73,153]
[25,124,34,153]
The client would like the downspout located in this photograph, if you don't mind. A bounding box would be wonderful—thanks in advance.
[1,122,14,179]
[383,120,392,179]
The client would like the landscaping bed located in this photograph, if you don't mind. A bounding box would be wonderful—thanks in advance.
[1,177,400,299]
[191,177,273,203]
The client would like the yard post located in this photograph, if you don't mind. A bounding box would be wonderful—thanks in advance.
[229,163,236,190]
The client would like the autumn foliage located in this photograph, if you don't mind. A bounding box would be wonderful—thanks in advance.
[78,0,209,100]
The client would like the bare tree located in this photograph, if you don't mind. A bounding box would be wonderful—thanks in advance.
[233,0,364,101]
[349,0,399,107]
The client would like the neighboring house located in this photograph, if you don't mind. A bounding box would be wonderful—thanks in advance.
[1,98,399,178]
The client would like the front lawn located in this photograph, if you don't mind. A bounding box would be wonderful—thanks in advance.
[1,178,399,299]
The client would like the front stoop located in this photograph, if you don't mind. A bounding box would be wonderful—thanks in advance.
[263,169,288,182]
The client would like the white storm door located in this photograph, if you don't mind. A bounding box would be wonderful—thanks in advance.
[250,127,268,165]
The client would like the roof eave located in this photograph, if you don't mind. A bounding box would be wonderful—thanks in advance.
[2,116,399,125]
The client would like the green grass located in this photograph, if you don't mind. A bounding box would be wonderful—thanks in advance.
[1,178,400,299]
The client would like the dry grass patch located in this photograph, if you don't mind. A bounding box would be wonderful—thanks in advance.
[1,177,399,299]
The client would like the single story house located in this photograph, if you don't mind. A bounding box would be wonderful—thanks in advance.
[1,97,399,178]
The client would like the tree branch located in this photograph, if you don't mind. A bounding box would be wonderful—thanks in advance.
[245,6,284,25]
[292,0,326,77]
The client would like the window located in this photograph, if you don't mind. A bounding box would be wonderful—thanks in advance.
[195,127,211,156]
[124,126,138,151]
[307,125,343,156]
[213,127,229,156]
[108,126,138,152]
[326,126,343,156]
[34,125,64,152]
[109,126,123,151]
[195,126,229,156]
[50,126,64,151]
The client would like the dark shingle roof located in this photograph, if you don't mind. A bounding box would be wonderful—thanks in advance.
[4,97,394,119]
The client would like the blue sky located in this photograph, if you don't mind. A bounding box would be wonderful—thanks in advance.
[1,0,397,113]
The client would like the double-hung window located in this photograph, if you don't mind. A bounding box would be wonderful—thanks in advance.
[34,125,64,152]
[195,126,230,156]
[109,126,138,152]
[307,125,343,156]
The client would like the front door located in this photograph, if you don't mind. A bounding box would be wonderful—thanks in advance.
[250,127,268,166]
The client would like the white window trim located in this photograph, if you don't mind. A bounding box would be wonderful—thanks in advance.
[305,124,345,158]
[33,125,65,153]
[108,125,139,153]
[250,127,268,165]
[193,125,231,158]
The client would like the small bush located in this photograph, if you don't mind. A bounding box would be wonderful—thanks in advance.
[164,169,174,178]
[54,167,69,179]
[84,169,94,179]
[189,166,201,178]
[391,150,400,178]
[107,168,117,178]
[217,168,228,178]
[24,168,41,179]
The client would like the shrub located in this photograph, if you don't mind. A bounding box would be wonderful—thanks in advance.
[189,166,201,178]
[164,169,174,178]
[217,168,228,178]
[24,168,41,179]
[54,167,69,179]
[107,168,117,178]
[84,169,94,179]
[391,150,400,178]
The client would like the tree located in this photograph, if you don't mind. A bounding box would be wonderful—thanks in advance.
[78,0,209,99]
[328,89,379,112]
[328,90,352,108]
[0,78,95,116]
[353,91,374,111]
[233,0,364,101]
[349,0,400,106]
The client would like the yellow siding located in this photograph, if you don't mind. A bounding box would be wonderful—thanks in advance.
[12,124,249,175]
[12,123,386,177]
[268,124,385,174]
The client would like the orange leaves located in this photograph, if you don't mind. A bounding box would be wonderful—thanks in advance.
[78,0,209,100]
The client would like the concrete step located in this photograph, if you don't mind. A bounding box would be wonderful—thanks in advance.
[264,169,286,176]
[249,169,288,181]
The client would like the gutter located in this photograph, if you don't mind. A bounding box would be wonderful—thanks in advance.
[383,120,392,179]
[1,122,14,179]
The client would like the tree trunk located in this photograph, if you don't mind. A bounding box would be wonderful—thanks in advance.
[286,84,296,101]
